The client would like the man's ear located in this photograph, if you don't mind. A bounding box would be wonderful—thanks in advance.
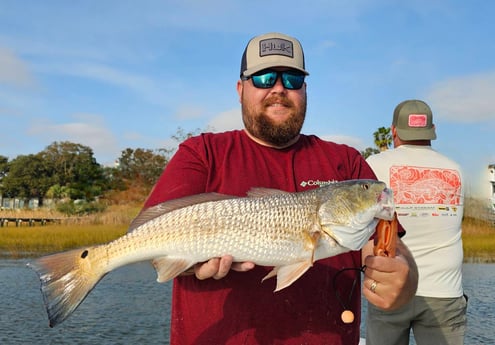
[236,80,243,103]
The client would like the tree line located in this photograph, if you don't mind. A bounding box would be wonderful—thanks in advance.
[0,128,201,215]
[0,142,168,214]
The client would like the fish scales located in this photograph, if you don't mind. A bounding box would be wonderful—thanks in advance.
[106,192,319,266]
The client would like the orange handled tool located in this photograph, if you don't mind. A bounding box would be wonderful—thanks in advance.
[374,213,398,258]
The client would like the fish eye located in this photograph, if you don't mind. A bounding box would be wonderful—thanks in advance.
[362,183,370,190]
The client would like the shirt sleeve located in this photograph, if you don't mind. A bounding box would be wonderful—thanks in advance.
[143,137,209,207]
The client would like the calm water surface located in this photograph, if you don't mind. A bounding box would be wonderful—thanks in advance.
[1,260,493,344]
[1,260,171,345]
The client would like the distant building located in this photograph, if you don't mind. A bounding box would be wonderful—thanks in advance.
[0,197,40,210]
[489,164,495,213]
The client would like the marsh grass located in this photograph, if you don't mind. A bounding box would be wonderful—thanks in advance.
[462,197,495,262]
[0,204,140,258]
[0,224,128,258]
[462,216,495,262]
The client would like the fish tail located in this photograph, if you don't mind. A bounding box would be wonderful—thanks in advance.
[28,246,106,327]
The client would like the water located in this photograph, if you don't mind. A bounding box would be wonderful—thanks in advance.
[1,260,493,344]
[1,260,172,345]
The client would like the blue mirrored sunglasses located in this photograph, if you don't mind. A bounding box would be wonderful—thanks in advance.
[241,69,305,90]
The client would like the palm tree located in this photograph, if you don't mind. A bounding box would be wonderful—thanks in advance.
[373,127,392,151]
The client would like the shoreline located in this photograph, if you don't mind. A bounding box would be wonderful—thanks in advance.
[463,256,495,264]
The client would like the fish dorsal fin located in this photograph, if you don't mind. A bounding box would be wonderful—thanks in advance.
[128,193,238,233]
[246,187,290,198]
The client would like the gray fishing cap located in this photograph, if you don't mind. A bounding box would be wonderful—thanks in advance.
[240,32,309,77]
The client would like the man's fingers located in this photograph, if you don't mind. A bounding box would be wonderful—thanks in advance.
[195,257,221,280]
[213,255,234,279]
[231,261,255,272]
[194,256,255,280]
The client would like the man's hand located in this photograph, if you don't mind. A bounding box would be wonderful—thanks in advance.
[193,255,255,280]
[362,239,418,310]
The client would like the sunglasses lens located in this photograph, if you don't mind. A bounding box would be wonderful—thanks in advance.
[251,72,278,89]
[281,72,305,90]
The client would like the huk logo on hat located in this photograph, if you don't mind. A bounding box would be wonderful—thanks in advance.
[259,38,294,58]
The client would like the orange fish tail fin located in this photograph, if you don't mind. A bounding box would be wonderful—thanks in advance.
[28,247,106,327]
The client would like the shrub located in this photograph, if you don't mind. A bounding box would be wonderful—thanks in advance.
[56,199,107,216]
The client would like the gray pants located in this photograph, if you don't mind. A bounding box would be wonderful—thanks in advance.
[366,295,467,345]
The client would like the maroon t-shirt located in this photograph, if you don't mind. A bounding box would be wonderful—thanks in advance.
[144,130,377,345]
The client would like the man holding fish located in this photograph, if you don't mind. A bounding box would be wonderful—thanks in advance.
[142,32,418,344]
[29,32,418,344]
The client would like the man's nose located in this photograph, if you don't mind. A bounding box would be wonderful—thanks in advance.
[270,75,286,92]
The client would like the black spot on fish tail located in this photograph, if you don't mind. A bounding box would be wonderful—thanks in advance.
[81,250,88,259]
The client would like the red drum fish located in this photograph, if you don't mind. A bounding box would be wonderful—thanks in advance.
[29,179,394,327]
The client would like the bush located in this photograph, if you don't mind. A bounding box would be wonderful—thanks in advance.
[56,199,107,216]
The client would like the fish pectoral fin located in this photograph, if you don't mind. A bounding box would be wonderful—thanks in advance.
[262,261,313,292]
[152,257,195,283]
[306,231,321,263]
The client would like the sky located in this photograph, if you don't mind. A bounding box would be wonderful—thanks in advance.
[0,0,494,198]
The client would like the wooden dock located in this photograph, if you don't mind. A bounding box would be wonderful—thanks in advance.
[0,217,62,227]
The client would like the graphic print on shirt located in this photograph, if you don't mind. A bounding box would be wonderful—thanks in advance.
[389,166,461,206]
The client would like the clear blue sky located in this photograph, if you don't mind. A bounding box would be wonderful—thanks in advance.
[1,1,493,197]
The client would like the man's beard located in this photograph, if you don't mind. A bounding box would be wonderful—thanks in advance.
[242,95,307,147]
